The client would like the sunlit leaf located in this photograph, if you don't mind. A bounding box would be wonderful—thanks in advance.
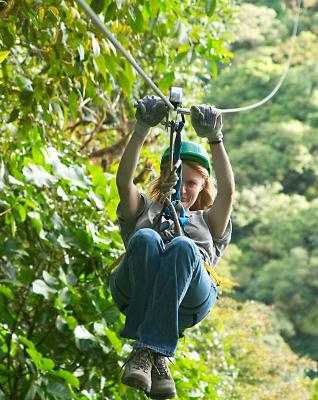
[74,325,97,341]
[32,279,57,299]
[158,72,175,92]
[48,6,59,19]
[43,271,59,286]
[17,204,26,221]
[23,164,58,187]
[77,43,85,61]
[0,51,10,63]
[104,327,122,353]
[50,370,80,389]
[0,285,14,299]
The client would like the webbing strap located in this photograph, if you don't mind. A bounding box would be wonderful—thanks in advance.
[203,261,222,287]
[163,115,188,227]
[172,118,185,202]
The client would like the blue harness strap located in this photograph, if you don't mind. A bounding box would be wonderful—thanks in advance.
[163,115,189,226]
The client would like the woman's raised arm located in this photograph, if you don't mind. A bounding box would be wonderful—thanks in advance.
[190,105,235,237]
[116,96,167,218]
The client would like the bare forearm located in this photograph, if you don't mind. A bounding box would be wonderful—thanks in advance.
[116,131,146,188]
[210,142,235,196]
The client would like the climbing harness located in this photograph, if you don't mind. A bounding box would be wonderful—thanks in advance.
[75,0,302,114]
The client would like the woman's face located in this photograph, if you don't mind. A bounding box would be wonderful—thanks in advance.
[180,163,205,211]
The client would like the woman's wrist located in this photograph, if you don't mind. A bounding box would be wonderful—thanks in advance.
[208,139,223,145]
[133,120,151,138]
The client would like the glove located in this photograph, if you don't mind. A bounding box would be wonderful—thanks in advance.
[190,105,223,143]
[134,95,167,138]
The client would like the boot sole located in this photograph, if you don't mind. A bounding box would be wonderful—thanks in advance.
[122,375,151,393]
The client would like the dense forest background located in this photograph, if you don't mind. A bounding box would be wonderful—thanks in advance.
[0,0,317,399]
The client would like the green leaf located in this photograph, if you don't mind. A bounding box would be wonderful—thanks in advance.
[8,175,24,186]
[19,336,36,350]
[57,186,69,200]
[32,279,57,300]
[7,107,19,123]
[88,164,107,187]
[88,190,104,209]
[91,0,105,14]
[53,164,89,188]
[118,70,131,95]
[0,285,14,299]
[74,325,97,341]
[48,6,59,19]
[0,51,10,63]
[26,348,55,371]
[68,91,78,120]
[158,72,175,92]
[23,164,58,188]
[47,382,70,399]
[106,198,117,221]
[104,326,122,353]
[28,211,47,239]
[57,234,71,249]
[50,370,79,389]
[17,204,27,222]
[25,382,37,400]
[43,271,59,286]
[94,54,108,80]
[10,215,16,237]
[205,0,217,17]
[105,3,117,22]
[92,35,100,57]
[211,60,218,78]
[149,0,158,16]
[0,159,5,182]
[57,287,71,306]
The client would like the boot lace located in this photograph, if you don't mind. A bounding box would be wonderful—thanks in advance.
[153,354,171,379]
[122,349,152,373]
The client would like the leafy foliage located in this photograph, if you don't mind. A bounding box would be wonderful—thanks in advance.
[204,0,318,370]
[1,0,317,398]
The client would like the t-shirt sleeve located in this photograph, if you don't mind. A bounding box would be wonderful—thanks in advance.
[202,209,232,260]
[211,219,232,258]
[116,193,149,247]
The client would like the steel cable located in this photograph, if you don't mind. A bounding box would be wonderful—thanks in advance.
[75,0,302,115]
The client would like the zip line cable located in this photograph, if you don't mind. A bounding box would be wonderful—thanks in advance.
[221,0,302,114]
[75,0,175,111]
[75,0,302,114]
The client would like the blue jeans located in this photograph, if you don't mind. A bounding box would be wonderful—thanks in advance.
[109,228,217,357]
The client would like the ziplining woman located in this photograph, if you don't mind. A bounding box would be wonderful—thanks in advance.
[109,95,235,399]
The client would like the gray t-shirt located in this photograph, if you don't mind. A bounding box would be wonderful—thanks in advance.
[117,194,232,267]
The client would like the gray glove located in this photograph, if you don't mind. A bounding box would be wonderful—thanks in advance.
[134,95,167,138]
[190,105,223,143]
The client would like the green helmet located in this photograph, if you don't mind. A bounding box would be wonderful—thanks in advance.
[161,140,211,175]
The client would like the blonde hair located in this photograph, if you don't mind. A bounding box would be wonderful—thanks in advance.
[149,161,215,211]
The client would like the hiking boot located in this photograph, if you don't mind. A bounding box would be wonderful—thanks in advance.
[147,353,177,399]
[122,348,153,393]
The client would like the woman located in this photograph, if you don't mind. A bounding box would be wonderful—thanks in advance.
[110,96,235,399]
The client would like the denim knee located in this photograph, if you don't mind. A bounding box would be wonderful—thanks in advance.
[128,228,162,248]
[169,236,201,259]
